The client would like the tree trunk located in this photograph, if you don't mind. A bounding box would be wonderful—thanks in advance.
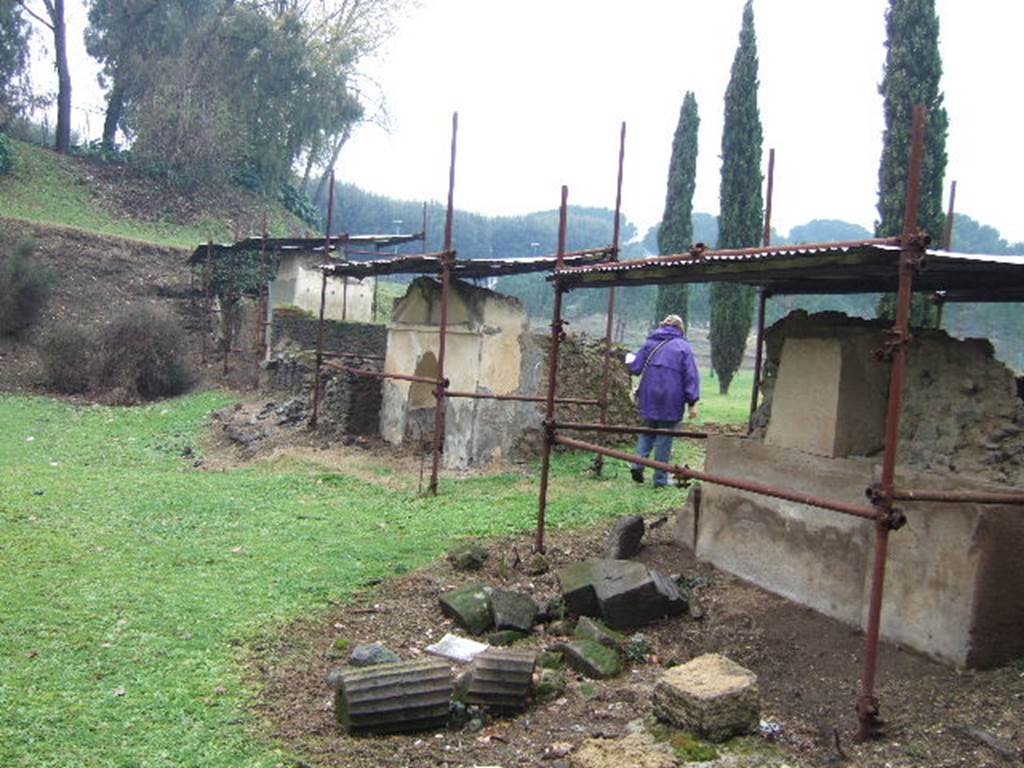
[52,0,72,153]
[313,126,351,206]
[101,80,125,150]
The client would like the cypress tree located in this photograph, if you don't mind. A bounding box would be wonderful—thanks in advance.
[875,0,948,325]
[654,91,700,325]
[710,0,762,395]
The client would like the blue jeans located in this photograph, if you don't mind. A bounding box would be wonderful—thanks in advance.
[632,419,677,486]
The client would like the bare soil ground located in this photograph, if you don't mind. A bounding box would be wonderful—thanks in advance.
[249,520,1024,768]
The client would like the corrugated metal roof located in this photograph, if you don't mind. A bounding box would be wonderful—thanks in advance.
[550,238,1024,300]
[321,247,613,279]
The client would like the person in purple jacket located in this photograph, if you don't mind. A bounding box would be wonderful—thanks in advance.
[626,314,700,487]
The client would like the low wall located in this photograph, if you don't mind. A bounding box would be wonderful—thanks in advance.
[677,436,1024,669]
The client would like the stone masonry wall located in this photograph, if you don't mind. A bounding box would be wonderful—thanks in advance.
[752,311,1024,486]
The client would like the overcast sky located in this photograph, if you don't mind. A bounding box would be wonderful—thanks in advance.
[36,0,1024,242]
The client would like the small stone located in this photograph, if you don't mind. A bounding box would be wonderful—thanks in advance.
[652,653,760,742]
[534,669,567,702]
[487,629,528,646]
[570,733,676,768]
[447,542,490,572]
[526,553,550,575]
[546,619,576,637]
[561,639,623,679]
[603,515,645,559]
[491,589,538,632]
[544,740,574,759]
[687,591,705,620]
[574,617,626,650]
[348,642,400,667]
[440,584,494,635]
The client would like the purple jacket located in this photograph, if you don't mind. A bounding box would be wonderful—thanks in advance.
[629,326,701,423]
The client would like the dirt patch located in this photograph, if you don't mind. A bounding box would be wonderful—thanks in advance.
[248,520,1024,767]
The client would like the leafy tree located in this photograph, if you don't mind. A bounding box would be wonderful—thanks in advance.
[0,0,31,127]
[875,0,948,326]
[654,91,699,324]
[15,0,71,152]
[710,0,762,394]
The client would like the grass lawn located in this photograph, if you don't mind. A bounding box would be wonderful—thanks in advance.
[0,391,722,767]
[694,368,755,427]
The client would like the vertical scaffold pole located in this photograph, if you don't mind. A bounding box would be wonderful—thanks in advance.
[748,148,775,432]
[593,122,626,476]
[309,169,335,430]
[536,185,570,553]
[857,105,927,741]
[427,112,458,496]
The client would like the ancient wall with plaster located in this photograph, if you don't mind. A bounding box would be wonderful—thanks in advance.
[682,311,1024,668]
[380,277,540,468]
[270,254,374,322]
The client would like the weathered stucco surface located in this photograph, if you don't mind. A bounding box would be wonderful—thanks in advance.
[678,436,1024,668]
[271,254,374,322]
[380,278,536,468]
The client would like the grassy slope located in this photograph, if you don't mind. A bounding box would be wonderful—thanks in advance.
[0,392,718,767]
[0,139,306,248]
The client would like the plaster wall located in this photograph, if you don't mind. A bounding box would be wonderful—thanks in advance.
[271,255,374,322]
[678,436,1024,668]
[379,277,535,468]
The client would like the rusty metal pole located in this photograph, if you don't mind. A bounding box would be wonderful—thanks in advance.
[593,122,626,476]
[427,112,458,496]
[747,290,768,433]
[747,149,775,433]
[309,171,335,430]
[857,105,927,742]
[253,219,268,389]
[536,185,570,552]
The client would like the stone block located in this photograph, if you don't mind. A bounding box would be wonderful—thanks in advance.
[439,584,494,635]
[570,733,677,768]
[561,639,623,679]
[574,617,625,650]
[604,515,645,559]
[447,542,489,571]
[490,589,538,632]
[652,653,759,742]
[348,642,400,667]
[557,559,685,630]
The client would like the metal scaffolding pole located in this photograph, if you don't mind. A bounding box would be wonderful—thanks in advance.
[856,104,927,742]
[309,169,335,430]
[427,112,458,496]
[535,185,570,553]
[593,122,626,476]
[748,148,775,433]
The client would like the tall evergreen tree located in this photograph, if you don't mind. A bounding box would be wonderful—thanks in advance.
[654,91,700,325]
[875,0,948,325]
[710,0,762,394]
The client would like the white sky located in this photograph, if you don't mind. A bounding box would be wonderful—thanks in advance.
[31,0,1024,242]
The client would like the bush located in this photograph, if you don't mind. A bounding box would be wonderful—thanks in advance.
[92,305,190,402]
[0,132,14,175]
[38,325,94,394]
[0,239,51,337]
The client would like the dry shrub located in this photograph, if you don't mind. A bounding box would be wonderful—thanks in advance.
[0,239,51,338]
[38,325,93,394]
[92,305,190,403]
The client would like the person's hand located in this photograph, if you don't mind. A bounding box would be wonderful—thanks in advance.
[688,405,699,421]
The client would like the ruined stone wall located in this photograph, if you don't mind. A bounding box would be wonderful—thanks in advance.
[272,308,386,357]
[752,311,1024,486]
[266,310,387,437]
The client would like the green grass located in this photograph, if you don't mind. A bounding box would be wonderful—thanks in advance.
[693,368,755,427]
[0,392,694,767]
[0,139,303,248]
